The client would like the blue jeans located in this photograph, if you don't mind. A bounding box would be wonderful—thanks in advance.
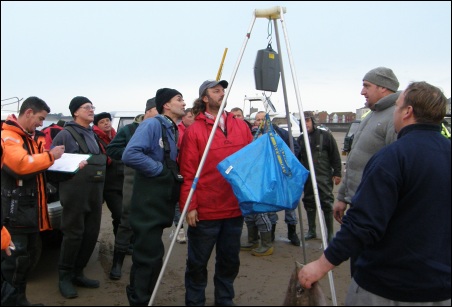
[173,203,183,227]
[185,216,243,306]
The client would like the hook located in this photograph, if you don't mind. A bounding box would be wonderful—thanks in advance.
[267,18,273,46]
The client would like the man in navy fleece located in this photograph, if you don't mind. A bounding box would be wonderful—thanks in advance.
[298,81,451,306]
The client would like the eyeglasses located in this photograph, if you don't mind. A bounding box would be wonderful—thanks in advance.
[80,105,96,111]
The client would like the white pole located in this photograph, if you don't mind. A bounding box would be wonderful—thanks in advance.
[148,12,258,307]
[277,6,338,306]
[272,18,307,264]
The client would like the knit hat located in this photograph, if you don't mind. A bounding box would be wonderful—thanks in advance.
[145,97,156,112]
[199,80,228,97]
[363,67,399,92]
[93,112,112,126]
[155,88,182,114]
[69,96,92,117]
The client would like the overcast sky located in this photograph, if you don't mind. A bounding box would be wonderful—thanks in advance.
[1,1,451,117]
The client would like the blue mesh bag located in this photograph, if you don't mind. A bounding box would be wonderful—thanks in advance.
[217,115,309,215]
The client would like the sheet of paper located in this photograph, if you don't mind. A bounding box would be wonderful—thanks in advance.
[47,153,91,173]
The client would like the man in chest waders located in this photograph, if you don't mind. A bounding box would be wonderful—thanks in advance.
[122,88,186,306]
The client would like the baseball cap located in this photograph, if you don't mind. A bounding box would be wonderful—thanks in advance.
[199,80,228,97]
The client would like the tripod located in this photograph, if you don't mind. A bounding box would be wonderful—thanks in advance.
[149,6,337,306]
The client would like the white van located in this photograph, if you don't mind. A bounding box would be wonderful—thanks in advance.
[249,111,301,139]
[243,95,300,139]
[270,113,301,139]
[110,111,142,132]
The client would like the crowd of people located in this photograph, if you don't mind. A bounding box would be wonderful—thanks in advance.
[1,68,450,306]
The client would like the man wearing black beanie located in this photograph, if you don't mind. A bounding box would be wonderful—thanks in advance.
[69,96,93,117]
[107,97,158,281]
[93,112,112,126]
[51,96,106,299]
[122,88,185,306]
[155,88,182,114]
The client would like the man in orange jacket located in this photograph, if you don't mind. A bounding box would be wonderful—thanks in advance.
[1,96,65,306]
[1,137,14,255]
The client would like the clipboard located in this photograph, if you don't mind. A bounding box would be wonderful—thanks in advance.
[48,153,92,173]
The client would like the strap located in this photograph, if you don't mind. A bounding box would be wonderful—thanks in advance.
[317,130,324,159]
[97,137,108,150]
[65,126,89,154]
[155,117,172,163]
[20,135,32,154]
[263,113,291,177]
[155,117,183,183]
[268,128,291,177]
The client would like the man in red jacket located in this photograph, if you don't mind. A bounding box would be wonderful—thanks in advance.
[179,80,253,306]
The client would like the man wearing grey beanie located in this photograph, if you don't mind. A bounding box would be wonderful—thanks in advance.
[333,66,400,277]
[363,66,399,96]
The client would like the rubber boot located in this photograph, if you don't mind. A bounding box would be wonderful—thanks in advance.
[251,231,273,256]
[324,211,334,243]
[240,225,259,251]
[304,210,317,240]
[72,268,100,288]
[109,249,126,280]
[287,224,301,246]
[58,270,78,299]
[271,224,276,242]
[15,285,44,306]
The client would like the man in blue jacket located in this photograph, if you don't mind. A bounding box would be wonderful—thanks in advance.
[298,81,451,305]
[122,88,185,306]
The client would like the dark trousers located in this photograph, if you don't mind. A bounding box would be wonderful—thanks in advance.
[126,170,177,306]
[104,162,124,236]
[58,176,103,271]
[185,216,243,306]
[114,166,135,252]
[302,175,334,213]
[103,187,123,236]
[1,232,40,287]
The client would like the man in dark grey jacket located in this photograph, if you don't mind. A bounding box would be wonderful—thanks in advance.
[51,96,106,299]
[298,111,342,243]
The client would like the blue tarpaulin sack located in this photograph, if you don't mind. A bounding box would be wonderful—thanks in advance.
[217,114,309,215]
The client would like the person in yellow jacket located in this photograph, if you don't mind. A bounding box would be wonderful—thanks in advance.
[1,96,65,306]
[441,121,451,139]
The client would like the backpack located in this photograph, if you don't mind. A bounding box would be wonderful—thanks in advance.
[41,120,65,150]
[41,120,66,201]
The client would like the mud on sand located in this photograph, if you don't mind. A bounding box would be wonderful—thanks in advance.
[28,205,351,306]
[27,132,351,305]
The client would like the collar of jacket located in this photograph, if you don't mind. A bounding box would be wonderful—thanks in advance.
[374,91,401,112]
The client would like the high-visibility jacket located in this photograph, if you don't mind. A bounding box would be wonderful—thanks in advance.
[1,114,55,233]
[441,122,451,139]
